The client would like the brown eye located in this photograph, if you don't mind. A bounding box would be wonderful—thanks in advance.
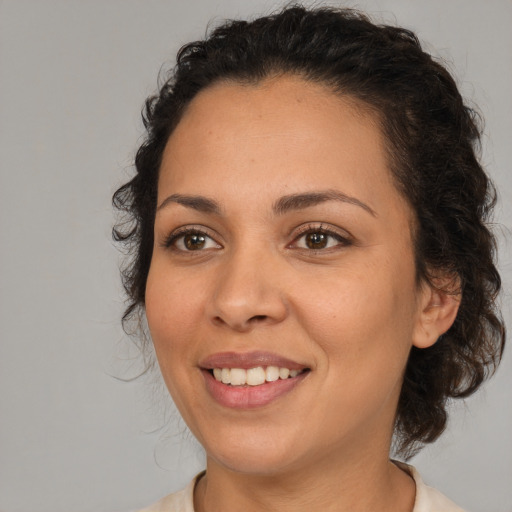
[184,233,206,250]
[291,227,351,251]
[305,232,328,249]
[164,229,221,252]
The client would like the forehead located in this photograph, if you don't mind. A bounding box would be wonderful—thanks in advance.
[159,75,408,221]
[169,75,382,156]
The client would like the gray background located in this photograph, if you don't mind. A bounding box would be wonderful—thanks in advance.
[0,1,511,511]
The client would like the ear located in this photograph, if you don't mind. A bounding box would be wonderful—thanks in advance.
[412,276,461,349]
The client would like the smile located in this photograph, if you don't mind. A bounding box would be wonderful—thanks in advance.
[200,352,310,409]
[212,366,304,386]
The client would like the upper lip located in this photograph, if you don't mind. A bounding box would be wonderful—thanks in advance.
[199,351,307,370]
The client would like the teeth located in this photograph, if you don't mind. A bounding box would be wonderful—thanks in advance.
[211,366,304,386]
[247,367,266,386]
[230,368,246,386]
[221,368,231,384]
[265,366,280,382]
[278,367,290,379]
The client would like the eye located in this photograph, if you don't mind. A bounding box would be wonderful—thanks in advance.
[291,225,351,251]
[164,228,221,252]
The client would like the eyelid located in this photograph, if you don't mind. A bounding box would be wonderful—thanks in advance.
[161,225,222,250]
[288,223,354,249]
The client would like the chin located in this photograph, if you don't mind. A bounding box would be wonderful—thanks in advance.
[202,429,306,476]
[210,451,300,477]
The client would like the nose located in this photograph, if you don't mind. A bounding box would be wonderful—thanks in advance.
[208,249,288,332]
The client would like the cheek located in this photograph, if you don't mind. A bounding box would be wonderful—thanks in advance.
[145,267,204,367]
[293,260,417,370]
[146,260,204,325]
[145,269,206,412]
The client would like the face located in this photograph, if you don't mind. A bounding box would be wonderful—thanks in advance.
[145,76,431,476]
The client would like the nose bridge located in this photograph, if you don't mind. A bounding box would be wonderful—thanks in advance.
[209,242,287,331]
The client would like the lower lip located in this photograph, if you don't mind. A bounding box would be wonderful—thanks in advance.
[202,370,308,409]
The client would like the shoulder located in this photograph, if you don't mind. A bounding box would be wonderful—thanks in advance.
[136,472,202,512]
[396,462,467,512]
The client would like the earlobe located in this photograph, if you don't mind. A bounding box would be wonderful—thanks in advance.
[412,278,461,349]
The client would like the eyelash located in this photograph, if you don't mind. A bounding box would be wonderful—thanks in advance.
[290,224,353,251]
[162,226,220,251]
[161,224,352,252]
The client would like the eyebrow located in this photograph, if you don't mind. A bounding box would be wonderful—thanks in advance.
[273,190,377,217]
[157,194,222,215]
[156,189,376,217]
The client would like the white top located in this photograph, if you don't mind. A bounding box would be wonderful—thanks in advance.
[138,464,466,512]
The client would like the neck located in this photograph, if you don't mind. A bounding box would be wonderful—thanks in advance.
[194,445,415,512]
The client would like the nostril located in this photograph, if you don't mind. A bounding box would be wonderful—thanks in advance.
[212,316,227,326]
[212,313,270,331]
[250,315,268,323]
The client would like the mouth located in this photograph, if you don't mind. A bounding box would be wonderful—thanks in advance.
[209,366,309,386]
[199,351,310,409]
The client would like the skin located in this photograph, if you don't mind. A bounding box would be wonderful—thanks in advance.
[145,75,459,512]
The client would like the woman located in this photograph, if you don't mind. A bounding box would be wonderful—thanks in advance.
[113,6,505,511]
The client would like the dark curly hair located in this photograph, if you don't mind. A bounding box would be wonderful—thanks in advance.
[113,5,505,457]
